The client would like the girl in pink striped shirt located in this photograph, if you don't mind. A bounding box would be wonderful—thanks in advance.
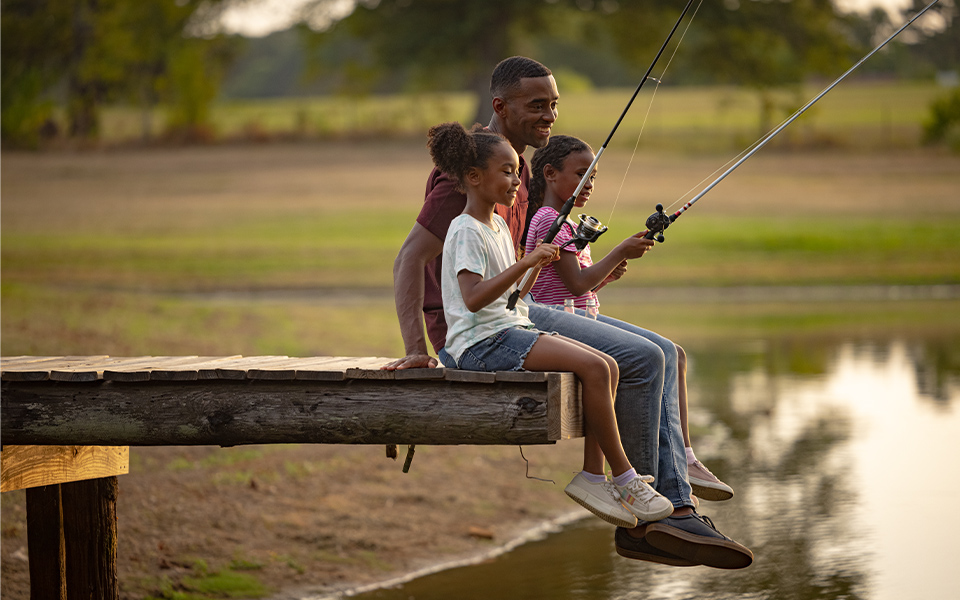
[523,135,654,311]
[523,135,735,504]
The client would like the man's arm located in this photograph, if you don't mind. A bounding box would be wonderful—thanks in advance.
[381,222,444,370]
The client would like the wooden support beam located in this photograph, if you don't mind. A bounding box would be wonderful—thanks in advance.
[1,356,584,448]
[1,446,129,493]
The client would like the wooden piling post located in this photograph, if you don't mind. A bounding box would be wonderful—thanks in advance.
[2,446,128,599]
[61,477,120,600]
[25,484,67,600]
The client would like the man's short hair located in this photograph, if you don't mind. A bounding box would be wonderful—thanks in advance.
[490,56,552,101]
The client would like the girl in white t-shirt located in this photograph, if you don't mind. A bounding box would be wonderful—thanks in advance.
[523,134,735,504]
[429,122,673,527]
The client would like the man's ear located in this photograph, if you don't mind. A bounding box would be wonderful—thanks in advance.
[491,96,507,118]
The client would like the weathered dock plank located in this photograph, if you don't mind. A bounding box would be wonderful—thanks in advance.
[1,356,584,447]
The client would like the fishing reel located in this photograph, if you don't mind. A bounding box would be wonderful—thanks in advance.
[561,214,608,251]
[643,203,674,243]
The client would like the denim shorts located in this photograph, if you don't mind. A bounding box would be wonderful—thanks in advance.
[440,326,548,372]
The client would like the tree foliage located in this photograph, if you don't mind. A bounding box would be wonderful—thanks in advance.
[1,0,75,146]
[3,0,952,147]
[301,0,613,124]
[923,88,960,149]
[299,0,863,125]
[902,0,958,74]
[1,0,240,147]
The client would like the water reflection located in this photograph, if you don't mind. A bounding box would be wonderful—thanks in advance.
[345,339,959,600]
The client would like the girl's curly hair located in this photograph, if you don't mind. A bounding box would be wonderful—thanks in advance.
[427,122,508,192]
[523,135,593,246]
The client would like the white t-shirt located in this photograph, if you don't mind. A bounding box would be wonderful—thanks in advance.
[442,213,533,363]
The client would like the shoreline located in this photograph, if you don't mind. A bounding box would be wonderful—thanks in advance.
[295,510,589,600]
[0,443,592,599]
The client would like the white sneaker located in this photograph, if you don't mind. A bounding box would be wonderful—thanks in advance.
[564,473,638,528]
[615,475,674,522]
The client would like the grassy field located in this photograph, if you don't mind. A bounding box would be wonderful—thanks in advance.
[2,131,959,359]
[97,80,950,152]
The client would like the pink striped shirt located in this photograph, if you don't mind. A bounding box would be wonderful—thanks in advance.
[524,206,599,310]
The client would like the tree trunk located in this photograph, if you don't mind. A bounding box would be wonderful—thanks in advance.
[67,0,100,140]
[469,4,511,127]
[470,73,493,127]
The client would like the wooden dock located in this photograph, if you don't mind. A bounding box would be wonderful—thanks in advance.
[1,355,583,599]
[1,355,583,447]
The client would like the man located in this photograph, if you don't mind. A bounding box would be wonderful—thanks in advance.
[383,56,752,570]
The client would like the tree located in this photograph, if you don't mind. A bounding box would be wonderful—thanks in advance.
[902,0,958,75]
[116,1,243,140]
[301,0,602,125]
[1,0,242,146]
[1,0,74,146]
[607,0,856,136]
[299,0,858,130]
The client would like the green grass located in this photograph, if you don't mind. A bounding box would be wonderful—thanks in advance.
[591,215,960,287]
[3,115,958,358]
[95,80,949,152]
[0,282,407,357]
[146,569,268,600]
[3,214,957,292]
[603,298,960,346]
[0,209,411,290]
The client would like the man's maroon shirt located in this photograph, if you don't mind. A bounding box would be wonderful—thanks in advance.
[415,157,530,353]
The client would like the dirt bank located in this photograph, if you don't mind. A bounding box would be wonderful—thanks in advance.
[1,442,586,599]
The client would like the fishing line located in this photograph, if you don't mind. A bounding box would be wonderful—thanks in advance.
[505,0,700,310]
[665,108,801,213]
[640,0,940,241]
[608,0,704,226]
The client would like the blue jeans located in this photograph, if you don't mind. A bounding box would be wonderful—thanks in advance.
[438,326,543,371]
[527,301,693,510]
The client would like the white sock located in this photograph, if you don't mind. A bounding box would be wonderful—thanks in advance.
[685,447,697,464]
[612,468,638,487]
[580,470,607,484]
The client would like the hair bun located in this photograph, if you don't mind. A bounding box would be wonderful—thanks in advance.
[427,122,477,181]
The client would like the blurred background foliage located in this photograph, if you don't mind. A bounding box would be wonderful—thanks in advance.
[2,0,958,149]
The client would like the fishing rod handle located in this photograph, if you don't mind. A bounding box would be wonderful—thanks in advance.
[505,195,577,310]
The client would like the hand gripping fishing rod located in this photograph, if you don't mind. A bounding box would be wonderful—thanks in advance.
[641,0,940,243]
[504,0,698,311]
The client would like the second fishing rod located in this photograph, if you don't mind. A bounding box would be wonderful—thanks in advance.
[505,0,698,311]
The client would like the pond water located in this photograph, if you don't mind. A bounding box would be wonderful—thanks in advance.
[344,336,959,600]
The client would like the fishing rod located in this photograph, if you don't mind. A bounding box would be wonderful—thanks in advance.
[505,0,699,311]
[641,0,940,243]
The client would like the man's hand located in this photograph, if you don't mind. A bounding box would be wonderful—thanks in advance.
[381,354,439,370]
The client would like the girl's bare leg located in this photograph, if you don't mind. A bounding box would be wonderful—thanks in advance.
[523,334,630,477]
[543,335,619,473]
